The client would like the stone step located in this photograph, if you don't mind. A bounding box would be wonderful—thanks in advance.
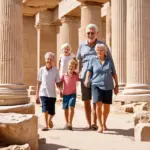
[0,113,38,150]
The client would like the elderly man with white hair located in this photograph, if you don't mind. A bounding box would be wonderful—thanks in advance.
[76,23,116,130]
[36,52,61,131]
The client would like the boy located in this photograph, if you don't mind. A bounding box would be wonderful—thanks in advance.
[60,59,79,130]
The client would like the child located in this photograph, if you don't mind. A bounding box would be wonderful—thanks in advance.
[59,43,76,76]
[36,52,61,131]
[60,59,79,130]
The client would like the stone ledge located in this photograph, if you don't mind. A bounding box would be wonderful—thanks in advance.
[0,113,38,150]
[0,103,35,114]
[135,123,150,142]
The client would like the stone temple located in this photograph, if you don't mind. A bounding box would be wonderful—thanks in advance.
[0,0,150,149]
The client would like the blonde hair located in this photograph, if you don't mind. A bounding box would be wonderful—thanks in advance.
[86,24,98,33]
[68,59,78,69]
[61,43,72,53]
[95,43,108,56]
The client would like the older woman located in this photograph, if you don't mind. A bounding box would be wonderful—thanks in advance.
[84,43,119,133]
[36,52,61,131]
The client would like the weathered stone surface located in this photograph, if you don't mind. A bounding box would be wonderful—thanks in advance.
[121,104,134,113]
[133,102,150,112]
[135,123,150,142]
[0,113,38,150]
[0,143,30,150]
[0,103,35,114]
[134,111,150,126]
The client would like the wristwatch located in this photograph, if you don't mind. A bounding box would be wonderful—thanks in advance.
[115,85,119,87]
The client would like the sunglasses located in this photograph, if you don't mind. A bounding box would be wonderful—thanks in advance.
[87,32,95,35]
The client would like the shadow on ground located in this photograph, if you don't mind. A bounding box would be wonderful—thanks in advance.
[103,128,134,137]
[40,143,80,150]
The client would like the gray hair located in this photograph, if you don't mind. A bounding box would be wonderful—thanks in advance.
[95,43,108,56]
[61,43,72,52]
[86,24,98,33]
[44,52,55,60]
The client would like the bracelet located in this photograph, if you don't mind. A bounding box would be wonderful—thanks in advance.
[115,85,119,87]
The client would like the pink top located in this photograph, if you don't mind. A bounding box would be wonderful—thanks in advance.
[61,72,80,95]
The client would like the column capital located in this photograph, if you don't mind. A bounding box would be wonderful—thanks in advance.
[60,16,80,24]
[78,0,103,7]
[35,22,56,30]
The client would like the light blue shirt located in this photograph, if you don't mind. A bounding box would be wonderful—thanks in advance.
[88,56,116,90]
[76,40,114,80]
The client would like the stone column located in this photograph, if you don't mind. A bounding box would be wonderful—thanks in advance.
[106,1,111,48]
[35,10,57,70]
[60,16,80,55]
[0,0,29,105]
[120,0,150,102]
[111,0,127,91]
[78,1,103,43]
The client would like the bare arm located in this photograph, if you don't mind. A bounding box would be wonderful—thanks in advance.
[84,71,92,88]
[112,74,119,95]
[58,59,61,70]
[36,80,41,104]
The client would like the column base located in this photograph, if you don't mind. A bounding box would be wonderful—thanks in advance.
[114,84,150,102]
[0,84,30,106]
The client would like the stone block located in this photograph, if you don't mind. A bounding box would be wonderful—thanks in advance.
[0,103,35,114]
[0,143,30,150]
[121,104,134,113]
[0,113,38,150]
[135,123,150,142]
[134,111,150,126]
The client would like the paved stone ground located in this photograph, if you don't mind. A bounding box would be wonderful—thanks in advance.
[36,102,150,150]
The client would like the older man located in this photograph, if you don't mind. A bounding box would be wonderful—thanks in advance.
[76,24,115,129]
[36,52,61,131]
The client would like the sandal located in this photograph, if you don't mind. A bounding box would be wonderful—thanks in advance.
[42,127,49,131]
[68,125,73,131]
[91,124,98,130]
[63,124,69,129]
[49,120,54,128]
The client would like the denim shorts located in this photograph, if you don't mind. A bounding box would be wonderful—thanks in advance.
[63,93,76,109]
[92,85,112,104]
[40,96,56,115]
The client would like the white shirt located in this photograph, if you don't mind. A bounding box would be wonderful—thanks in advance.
[60,54,74,75]
[38,66,60,98]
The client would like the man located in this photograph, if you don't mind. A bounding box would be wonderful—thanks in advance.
[76,24,114,129]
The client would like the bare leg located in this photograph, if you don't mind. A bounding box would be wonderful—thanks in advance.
[64,109,69,125]
[84,100,91,128]
[68,107,74,127]
[48,114,54,128]
[44,111,49,128]
[96,102,103,133]
[103,104,110,130]
[91,103,97,129]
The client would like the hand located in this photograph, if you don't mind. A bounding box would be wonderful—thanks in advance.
[36,96,40,104]
[84,80,90,88]
[114,85,119,95]
[60,91,63,98]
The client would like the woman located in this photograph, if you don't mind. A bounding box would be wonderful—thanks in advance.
[84,43,119,133]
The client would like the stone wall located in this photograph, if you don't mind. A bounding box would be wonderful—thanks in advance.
[23,16,37,87]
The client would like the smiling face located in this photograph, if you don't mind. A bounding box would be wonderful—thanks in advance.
[63,46,71,56]
[86,27,98,44]
[45,56,53,68]
[96,47,105,58]
[68,63,76,74]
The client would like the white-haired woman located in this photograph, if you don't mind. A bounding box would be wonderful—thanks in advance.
[77,23,115,130]
[36,52,61,131]
[59,43,76,76]
[84,43,119,133]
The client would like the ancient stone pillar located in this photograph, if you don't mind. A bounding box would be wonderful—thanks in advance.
[0,0,29,105]
[106,1,111,48]
[78,1,103,42]
[120,0,150,102]
[111,0,127,90]
[60,16,80,55]
[35,10,57,70]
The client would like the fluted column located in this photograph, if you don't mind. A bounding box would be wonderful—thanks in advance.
[0,0,29,105]
[79,1,103,42]
[35,10,57,70]
[106,1,111,48]
[120,0,150,102]
[60,16,80,55]
[112,0,127,90]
